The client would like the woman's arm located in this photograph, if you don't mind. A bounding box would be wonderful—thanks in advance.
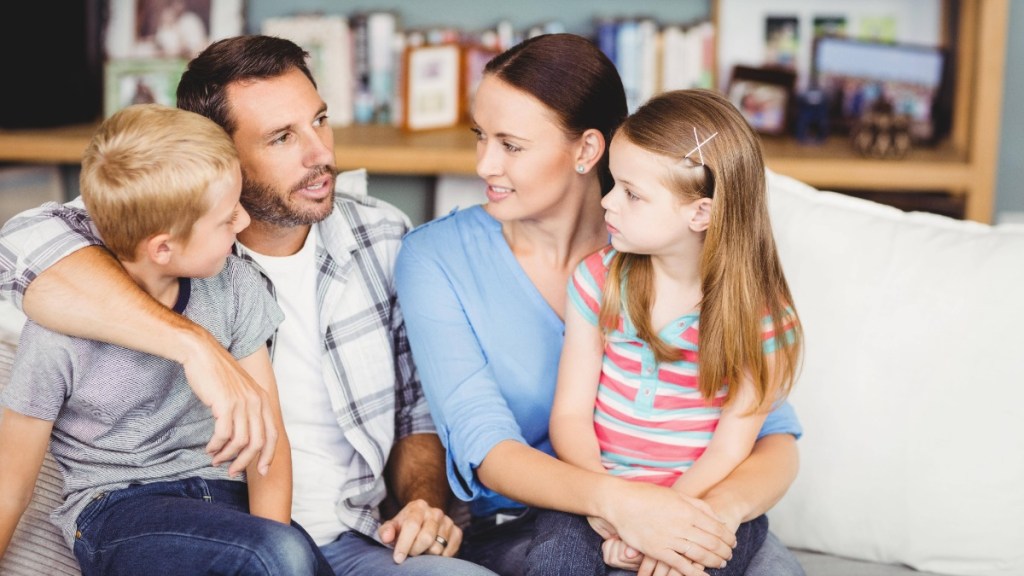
[0,410,53,558]
[238,348,291,524]
[549,303,606,473]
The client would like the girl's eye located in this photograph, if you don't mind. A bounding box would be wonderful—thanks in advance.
[470,127,484,141]
[502,141,522,153]
[314,113,329,127]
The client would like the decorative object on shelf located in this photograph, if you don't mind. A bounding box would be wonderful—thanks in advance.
[402,43,462,131]
[262,15,355,127]
[794,88,830,144]
[726,65,796,136]
[103,58,187,118]
[104,0,243,60]
[813,36,946,143]
[850,99,912,159]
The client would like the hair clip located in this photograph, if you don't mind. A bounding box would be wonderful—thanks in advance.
[683,127,718,166]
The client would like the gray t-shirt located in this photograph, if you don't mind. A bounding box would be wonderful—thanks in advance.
[0,256,284,547]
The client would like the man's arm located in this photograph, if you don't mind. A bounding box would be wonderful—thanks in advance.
[378,432,462,561]
[22,247,276,476]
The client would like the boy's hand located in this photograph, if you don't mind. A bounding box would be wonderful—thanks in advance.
[182,332,278,477]
[378,499,461,563]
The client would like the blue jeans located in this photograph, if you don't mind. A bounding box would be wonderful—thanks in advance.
[525,510,768,576]
[320,530,497,575]
[459,508,803,576]
[73,477,332,576]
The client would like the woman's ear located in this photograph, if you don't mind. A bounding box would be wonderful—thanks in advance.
[574,128,606,174]
[690,198,713,232]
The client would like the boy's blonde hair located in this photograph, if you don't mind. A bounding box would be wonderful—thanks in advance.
[599,89,802,411]
[80,103,239,261]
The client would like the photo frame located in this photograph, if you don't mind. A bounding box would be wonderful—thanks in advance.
[402,44,461,131]
[462,45,499,122]
[812,36,947,142]
[104,0,244,60]
[727,65,796,136]
[104,58,188,118]
[261,15,354,127]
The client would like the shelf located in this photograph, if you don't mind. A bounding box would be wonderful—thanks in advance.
[0,121,974,192]
[0,0,1007,223]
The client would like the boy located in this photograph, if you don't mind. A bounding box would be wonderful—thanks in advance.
[0,104,329,575]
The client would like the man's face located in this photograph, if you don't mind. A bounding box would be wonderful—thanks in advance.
[225,68,337,228]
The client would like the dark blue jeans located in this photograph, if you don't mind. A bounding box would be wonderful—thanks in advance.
[72,477,332,576]
[460,507,797,576]
[524,510,768,576]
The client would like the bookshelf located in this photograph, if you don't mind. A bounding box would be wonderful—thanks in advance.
[0,0,1008,223]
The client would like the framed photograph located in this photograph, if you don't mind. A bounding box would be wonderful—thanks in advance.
[812,36,946,142]
[727,65,796,136]
[403,44,461,131]
[104,58,188,118]
[105,0,244,60]
[261,15,354,127]
[462,45,499,122]
[764,16,799,69]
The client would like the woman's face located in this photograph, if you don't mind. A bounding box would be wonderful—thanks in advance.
[471,76,581,222]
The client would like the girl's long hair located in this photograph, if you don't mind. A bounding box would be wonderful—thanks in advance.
[598,89,801,409]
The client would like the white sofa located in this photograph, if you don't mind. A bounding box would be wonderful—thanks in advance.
[2,171,1023,575]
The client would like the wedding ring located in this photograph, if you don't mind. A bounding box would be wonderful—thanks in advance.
[435,535,449,548]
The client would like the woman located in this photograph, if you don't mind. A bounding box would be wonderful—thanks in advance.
[395,33,803,576]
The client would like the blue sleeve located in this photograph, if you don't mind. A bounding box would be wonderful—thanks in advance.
[394,231,526,502]
[757,400,802,440]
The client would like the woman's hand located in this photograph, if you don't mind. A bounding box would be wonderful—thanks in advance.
[599,480,735,574]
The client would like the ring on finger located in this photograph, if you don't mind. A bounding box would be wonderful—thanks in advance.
[435,535,449,548]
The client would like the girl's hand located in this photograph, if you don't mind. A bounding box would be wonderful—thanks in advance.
[639,556,699,576]
[602,536,643,570]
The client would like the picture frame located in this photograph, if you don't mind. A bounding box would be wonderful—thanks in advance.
[104,58,188,118]
[461,45,499,123]
[402,43,462,131]
[261,15,354,127]
[812,36,947,143]
[727,65,796,136]
[104,0,244,60]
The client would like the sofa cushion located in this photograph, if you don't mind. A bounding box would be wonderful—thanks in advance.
[766,171,1024,576]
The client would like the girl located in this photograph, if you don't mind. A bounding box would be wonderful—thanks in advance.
[540,89,802,576]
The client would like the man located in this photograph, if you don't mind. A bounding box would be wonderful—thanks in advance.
[0,35,492,576]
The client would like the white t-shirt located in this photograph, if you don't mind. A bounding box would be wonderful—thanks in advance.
[249,227,355,545]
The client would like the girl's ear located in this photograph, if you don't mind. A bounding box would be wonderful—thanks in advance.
[574,128,606,174]
[144,233,174,265]
[690,198,713,232]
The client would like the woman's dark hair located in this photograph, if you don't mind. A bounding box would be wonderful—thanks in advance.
[176,35,316,135]
[485,33,627,194]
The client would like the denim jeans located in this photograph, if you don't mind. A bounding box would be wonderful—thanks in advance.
[72,477,332,576]
[525,510,767,576]
[459,507,803,576]
[319,529,497,575]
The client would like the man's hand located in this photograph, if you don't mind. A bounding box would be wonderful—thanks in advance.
[181,332,278,477]
[378,499,461,563]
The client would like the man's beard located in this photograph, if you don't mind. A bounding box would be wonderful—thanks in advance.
[241,166,337,227]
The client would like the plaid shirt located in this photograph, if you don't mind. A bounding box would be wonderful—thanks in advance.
[0,174,434,538]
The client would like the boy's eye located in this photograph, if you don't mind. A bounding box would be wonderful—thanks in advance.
[625,189,639,201]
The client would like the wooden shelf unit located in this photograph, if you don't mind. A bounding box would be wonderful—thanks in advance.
[0,0,1008,222]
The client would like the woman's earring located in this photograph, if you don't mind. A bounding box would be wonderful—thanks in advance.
[576,164,586,174]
